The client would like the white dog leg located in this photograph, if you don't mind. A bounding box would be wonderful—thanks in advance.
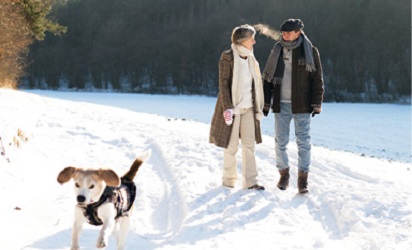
[71,208,86,250]
[113,221,120,243]
[96,218,116,248]
[117,216,131,250]
[96,204,117,248]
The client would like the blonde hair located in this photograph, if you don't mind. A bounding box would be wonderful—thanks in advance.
[231,24,256,45]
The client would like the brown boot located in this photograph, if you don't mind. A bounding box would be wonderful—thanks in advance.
[277,168,290,190]
[298,171,309,194]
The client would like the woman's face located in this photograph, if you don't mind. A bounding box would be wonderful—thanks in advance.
[241,36,256,50]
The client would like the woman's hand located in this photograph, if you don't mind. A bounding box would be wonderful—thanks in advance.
[223,109,234,125]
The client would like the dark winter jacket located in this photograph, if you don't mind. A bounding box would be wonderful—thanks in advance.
[263,45,324,113]
[209,49,262,148]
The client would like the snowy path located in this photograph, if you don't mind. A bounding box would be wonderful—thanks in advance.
[0,89,411,250]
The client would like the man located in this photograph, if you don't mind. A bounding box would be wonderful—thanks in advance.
[262,19,324,193]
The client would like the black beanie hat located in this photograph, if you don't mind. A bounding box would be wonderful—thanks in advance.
[280,19,304,32]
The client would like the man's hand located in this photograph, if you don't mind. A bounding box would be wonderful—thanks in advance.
[311,104,322,117]
[263,103,270,117]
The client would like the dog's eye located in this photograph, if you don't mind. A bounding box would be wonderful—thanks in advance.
[89,184,95,189]
[75,183,80,188]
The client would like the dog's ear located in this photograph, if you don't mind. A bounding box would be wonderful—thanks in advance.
[57,166,77,184]
[100,169,120,187]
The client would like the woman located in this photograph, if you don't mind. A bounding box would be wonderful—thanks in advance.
[209,24,265,190]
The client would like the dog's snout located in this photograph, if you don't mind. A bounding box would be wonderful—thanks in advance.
[77,195,86,203]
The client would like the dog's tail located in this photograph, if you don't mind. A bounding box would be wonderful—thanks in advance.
[122,150,151,181]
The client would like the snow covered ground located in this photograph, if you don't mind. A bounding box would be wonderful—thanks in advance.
[0,89,411,250]
[25,90,412,163]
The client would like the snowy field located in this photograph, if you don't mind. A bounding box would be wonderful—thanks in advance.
[0,88,411,250]
[25,90,412,163]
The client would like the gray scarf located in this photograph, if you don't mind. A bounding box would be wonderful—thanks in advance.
[262,34,316,84]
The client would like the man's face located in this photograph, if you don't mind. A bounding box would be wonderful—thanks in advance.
[282,30,301,42]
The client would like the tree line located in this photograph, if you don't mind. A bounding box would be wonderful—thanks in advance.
[20,0,412,102]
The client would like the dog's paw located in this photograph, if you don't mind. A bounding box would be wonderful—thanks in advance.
[70,246,80,250]
[96,239,107,249]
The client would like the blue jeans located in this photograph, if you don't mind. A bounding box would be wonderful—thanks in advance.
[275,103,311,172]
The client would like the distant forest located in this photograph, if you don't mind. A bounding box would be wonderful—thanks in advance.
[24,0,411,103]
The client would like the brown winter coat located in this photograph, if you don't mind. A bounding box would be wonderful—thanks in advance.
[209,49,262,148]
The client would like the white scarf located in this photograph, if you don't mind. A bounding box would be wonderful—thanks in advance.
[231,43,264,120]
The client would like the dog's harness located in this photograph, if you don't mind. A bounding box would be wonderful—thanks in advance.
[82,178,136,226]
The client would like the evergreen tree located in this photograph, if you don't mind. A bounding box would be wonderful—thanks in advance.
[25,0,411,102]
[0,0,66,88]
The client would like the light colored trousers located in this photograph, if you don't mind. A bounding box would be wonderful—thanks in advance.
[223,108,258,188]
[275,102,311,172]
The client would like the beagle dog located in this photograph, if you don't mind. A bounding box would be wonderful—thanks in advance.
[57,151,150,250]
